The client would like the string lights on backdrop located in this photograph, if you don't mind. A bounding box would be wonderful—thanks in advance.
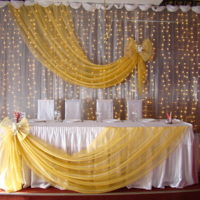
[0,4,199,131]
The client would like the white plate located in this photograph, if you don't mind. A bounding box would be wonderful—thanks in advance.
[103,119,121,123]
[165,119,181,124]
[29,119,47,123]
[63,119,82,123]
[140,118,156,122]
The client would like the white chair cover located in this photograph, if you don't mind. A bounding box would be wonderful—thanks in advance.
[65,99,82,121]
[96,99,113,120]
[37,99,54,120]
[127,99,143,120]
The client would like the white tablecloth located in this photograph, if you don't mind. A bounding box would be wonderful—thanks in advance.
[22,120,198,190]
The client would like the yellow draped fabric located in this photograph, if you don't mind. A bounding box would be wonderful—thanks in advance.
[9,5,153,92]
[0,118,188,193]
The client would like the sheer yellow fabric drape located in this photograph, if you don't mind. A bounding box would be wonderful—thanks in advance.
[9,5,152,91]
[0,118,187,193]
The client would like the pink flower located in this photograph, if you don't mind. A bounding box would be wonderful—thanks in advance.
[14,112,21,123]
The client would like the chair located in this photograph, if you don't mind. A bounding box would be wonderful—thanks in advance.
[37,99,54,120]
[127,99,143,120]
[96,99,113,121]
[65,99,82,121]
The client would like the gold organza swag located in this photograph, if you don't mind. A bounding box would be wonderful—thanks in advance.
[0,118,188,193]
[10,5,153,91]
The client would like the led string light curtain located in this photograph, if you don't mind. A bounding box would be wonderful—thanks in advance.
[0,6,199,131]
[10,5,152,90]
[0,118,188,193]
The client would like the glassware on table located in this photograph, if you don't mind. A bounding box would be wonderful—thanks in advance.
[131,112,138,121]
[54,110,61,121]
[166,118,173,124]
[20,112,26,119]
[166,112,173,124]
[96,112,102,122]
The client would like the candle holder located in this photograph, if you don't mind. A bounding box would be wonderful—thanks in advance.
[166,118,173,124]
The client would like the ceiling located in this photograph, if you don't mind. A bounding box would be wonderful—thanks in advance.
[65,0,200,5]
[160,0,200,5]
[66,0,162,5]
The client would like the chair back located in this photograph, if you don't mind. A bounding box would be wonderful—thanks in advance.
[127,99,143,120]
[96,99,113,120]
[37,99,54,120]
[65,99,82,121]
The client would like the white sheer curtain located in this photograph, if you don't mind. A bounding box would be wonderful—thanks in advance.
[0,5,200,132]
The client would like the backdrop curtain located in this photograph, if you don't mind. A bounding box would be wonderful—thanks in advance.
[0,5,200,131]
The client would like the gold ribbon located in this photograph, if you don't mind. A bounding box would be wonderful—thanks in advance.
[0,118,30,192]
[10,5,153,92]
[16,118,30,141]
[124,38,153,93]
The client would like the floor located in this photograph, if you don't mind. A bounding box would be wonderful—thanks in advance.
[1,184,200,200]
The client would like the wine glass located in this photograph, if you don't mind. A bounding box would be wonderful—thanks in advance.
[96,112,102,122]
[132,112,138,121]
[54,110,61,121]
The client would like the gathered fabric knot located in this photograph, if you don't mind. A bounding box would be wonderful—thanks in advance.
[0,117,30,141]
[124,38,153,61]
[124,38,153,94]
[16,118,30,141]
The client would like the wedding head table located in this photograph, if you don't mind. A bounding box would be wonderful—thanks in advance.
[22,119,198,190]
[0,118,198,193]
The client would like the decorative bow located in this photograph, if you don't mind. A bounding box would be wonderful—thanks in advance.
[0,117,30,141]
[124,38,153,94]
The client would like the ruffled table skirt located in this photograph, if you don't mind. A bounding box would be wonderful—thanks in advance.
[21,120,198,190]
